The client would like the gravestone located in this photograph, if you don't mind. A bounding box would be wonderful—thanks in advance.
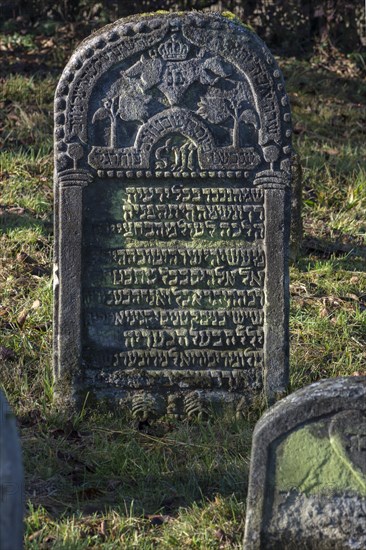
[244,377,366,549]
[54,12,292,417]
[0,390,24,550]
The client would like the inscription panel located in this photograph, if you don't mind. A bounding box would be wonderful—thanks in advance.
[82,179,265,402]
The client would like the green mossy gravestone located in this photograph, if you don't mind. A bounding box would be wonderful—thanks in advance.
[244,377,366,549]
[54,12,292,417]
[0,391,24,550]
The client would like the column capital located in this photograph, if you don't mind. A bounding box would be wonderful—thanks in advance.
[58,169,94,188]
[253,170,290,189]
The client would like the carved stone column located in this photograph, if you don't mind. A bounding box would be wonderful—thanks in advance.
[254,170,291,403]
[54,169,93,404]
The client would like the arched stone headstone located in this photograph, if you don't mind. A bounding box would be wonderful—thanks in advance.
[54,12,292,417]
[244,377,366,548]
[0,390,24,550]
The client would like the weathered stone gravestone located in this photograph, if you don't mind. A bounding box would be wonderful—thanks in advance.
[0,390,24,550]
[54,12,292,417]
[244,377,366,549]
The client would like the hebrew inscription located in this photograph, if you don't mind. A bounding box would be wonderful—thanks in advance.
[54,12,292,416]
[82,179,266,412]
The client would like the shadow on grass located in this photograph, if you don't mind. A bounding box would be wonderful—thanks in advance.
[76,463,249,517]
[0,210,53,234]
[0,49,63,78]
[23,413,254,519]
[301,235,366,264]
[28,470,250,521]
[282,59,366,105]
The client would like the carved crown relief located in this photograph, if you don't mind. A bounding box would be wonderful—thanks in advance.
[55,14,292,181]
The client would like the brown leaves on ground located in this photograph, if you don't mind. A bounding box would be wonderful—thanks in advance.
[16,252,50,276]
[291,291,365,315]
[0,24,97,77]
[302,219,366,259]
[311,44,364,79]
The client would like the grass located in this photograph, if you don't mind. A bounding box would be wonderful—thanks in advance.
[0,23,365,548]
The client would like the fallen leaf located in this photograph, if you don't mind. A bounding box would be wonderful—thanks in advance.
[8,206,25,214]
[0,307,9,317]
[31,265,50,276]
[319,306,329,318]
[323,147,339,156]
[17,309,28,327]
[345,293,360,302]
[325,296,340,307]
[28,529,44,542]
[17,252,36,264]
[214,528,227,541]
[99,519,108,537]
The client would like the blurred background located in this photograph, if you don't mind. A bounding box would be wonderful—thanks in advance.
[1,0,365,57]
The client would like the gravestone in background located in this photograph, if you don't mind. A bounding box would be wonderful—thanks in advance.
[54,12,292,417]
[244,377,366,549]
[0,390,24,550]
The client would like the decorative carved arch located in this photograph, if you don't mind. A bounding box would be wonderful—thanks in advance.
[135,108,215,154]
[54,12,292,177]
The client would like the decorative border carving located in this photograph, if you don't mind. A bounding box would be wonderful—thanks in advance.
[54,12,292,183]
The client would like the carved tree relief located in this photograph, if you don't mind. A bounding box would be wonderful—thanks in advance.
[198,82,258,148]
[92,76,151,148]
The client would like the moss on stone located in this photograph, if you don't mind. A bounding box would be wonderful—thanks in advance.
[221,11,254,32]
[138,10,184,17]
[276,422,366,496]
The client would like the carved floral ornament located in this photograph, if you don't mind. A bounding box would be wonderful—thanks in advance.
[55,13,292,183]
